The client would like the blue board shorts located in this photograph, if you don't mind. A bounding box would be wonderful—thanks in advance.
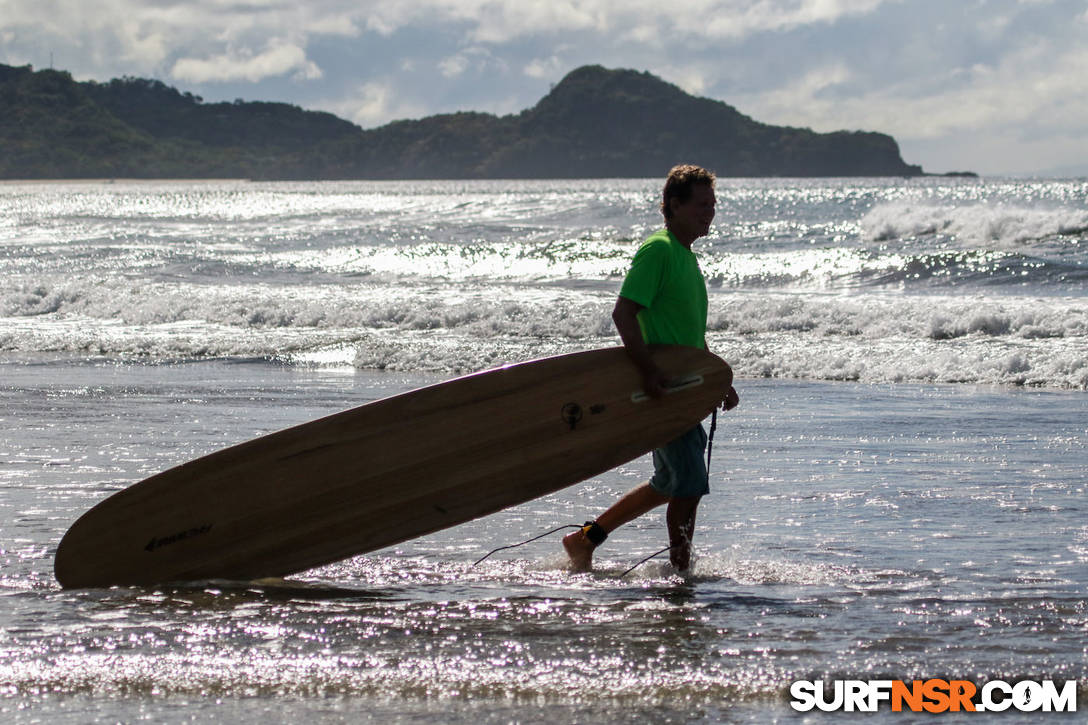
[649,424,709,498]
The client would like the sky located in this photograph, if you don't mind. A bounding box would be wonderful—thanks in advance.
[2,0,1086,176]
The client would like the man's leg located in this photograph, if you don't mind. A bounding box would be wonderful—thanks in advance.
[562,482,668,571]
[665,495,701,571]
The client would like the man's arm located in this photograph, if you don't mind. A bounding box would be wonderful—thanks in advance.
[612,296,669,398]
[614,295,739,409]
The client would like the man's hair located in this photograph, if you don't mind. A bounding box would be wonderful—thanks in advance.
[661,164,716,220]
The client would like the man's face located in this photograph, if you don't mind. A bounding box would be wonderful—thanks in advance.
[671,183,716,241]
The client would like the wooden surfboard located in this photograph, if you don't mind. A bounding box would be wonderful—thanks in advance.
[54,346,732,588]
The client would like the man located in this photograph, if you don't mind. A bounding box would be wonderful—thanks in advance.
[563,164,739,573]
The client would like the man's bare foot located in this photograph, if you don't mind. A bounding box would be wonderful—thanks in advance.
[562,530,594,572]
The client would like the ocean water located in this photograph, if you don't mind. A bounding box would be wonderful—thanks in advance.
[1,178,1086,722]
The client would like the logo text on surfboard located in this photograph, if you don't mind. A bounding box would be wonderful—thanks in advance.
[145,523,213,552]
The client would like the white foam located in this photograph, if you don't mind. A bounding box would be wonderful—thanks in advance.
[710,292,1088,388]
[4,273,1087,387]
[861,201,1088,248]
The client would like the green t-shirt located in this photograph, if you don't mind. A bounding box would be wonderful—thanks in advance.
[618,229,708,348]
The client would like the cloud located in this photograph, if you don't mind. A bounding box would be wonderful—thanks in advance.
[327,80,430,127]
[111,19,170,67]
[437,46,505,79]
[658,64,715,97]
[460,1,604,44]
[734,39,1088,142]
[312,0,893,46]
[172,41,322,83]
[676,0,891,40]
[348,81,395,126]
[723,35,1088,174]
[438,54,471,78]
[523,55,565,80]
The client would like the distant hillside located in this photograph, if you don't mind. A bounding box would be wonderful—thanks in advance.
[0,63,924,179]
[0,64,359,178]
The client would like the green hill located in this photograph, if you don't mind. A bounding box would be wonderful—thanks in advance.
[0,63,924,179]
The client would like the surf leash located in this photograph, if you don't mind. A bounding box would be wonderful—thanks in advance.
[618,545,675,577]
[471,524,583,567]
[706,408,718,481]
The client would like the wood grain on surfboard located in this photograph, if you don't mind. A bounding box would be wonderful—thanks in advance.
[54,346,732,588]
